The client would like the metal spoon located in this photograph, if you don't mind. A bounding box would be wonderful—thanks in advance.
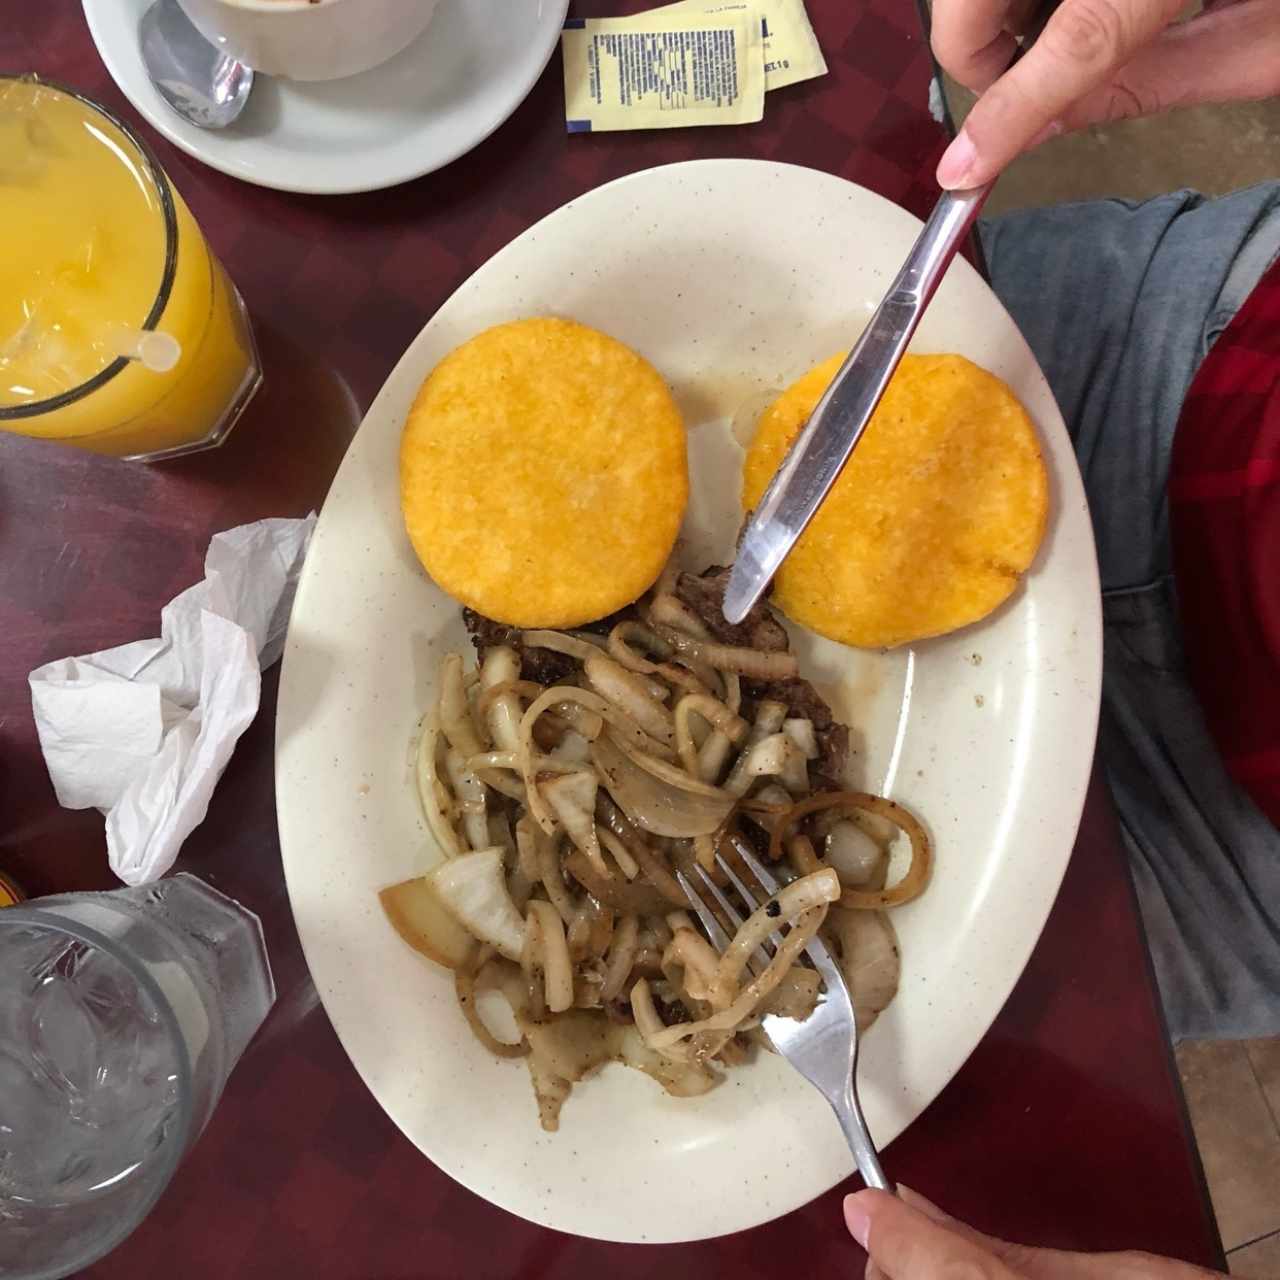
[139,0,254,130]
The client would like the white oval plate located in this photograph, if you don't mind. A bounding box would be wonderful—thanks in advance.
[82,0,568,194]
[276,160,1102,1243]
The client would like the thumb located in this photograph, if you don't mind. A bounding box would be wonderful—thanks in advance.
[845,1190,1016,1280]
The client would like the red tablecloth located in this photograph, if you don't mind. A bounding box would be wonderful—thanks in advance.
[0,4,1222,1276]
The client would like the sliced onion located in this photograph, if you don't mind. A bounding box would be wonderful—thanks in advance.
[674,693,747,779]
[783,718,818,760]
[476,679,542,717]
[584,652,676,747]
[600,914,640,1001]
[563,847,672,915]
[713,870,840,1002]
[534,827,578,924]
[722,672,742,714]
[456,964,528,1058]
[439,653,485,756]
[648,592,712,638]
[741,783,794,837]
[607,621,673,669]
[591,736,734,839]
[640,904,826,1050]
[825,821,886,888]
[414,714,463,858]
[526,900,574,1014]
[598,827,639,880]
[480,647,523,752]
[428,846,526,961]
[646,594,722,689]
[514,815,541,882]
[654,625,799,679]
[630,977,690,1061]
[608,621,711,696]
[786,833,823,876]
[761,966,822,1020]
[767,792,932,909]
[695,672,743,782]
[467,750,578,779]
[606,729,736,800]
[380,875,478,971]
[724,732,809,798]
[585,898,615,959]
[550,730,593,766]
[542,770,607,877]
[523,629,604,664]
[520,686,676,834]
[443,748,489,851]
[596,800,688,905]
[728,700,787,792]
[663,928,721,1002]
[823,907,901,1032]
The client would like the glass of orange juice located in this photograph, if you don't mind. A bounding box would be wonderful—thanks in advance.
[0,77,261,461]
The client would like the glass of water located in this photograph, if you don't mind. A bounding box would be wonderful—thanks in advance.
[0,873,275,1279]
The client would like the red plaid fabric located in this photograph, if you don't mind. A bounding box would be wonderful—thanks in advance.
[1170,257,1280,828]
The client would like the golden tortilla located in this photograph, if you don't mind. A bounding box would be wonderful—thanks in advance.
[401,317,688,627]
[742,353,1048,648]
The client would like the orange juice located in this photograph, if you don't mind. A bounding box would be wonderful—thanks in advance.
[0,78,260,459]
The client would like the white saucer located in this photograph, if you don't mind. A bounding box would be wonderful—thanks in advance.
[82,0,570,194]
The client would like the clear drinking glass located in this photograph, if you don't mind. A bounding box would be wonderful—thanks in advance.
[0,874,275,1279]
[0,77,262,460]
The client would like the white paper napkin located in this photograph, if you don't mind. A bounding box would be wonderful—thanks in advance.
[29,515,316,885]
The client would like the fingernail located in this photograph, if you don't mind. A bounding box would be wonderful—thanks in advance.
[843,1193,871,1249]
[936,127,978,189]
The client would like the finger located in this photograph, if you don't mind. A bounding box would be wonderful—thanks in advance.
[845,1190,1016,1280]
[937,0,1185,187]
[931,0,1020,91]
[1060,0,1280,129]
[864,1189,1228,1280]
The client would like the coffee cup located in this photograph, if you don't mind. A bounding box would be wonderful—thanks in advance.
[176,0,440,82]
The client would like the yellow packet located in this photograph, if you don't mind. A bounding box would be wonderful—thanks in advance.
[562,11,765,133]
[654,0,827,90]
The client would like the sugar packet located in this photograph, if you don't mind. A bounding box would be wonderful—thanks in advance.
[562,10,765,133]
[654,0,827,91]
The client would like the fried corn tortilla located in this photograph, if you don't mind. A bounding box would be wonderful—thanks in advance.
[401,317,688,628]
[742,353,1048,649]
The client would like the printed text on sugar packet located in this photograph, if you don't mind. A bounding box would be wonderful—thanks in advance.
[563,13,764,132]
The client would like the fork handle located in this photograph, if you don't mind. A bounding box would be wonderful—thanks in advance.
[831,1084,894,1193]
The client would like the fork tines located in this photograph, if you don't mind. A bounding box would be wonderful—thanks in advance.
[676,835,797,972]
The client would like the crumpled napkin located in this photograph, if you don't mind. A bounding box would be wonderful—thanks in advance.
[29,515,316,885]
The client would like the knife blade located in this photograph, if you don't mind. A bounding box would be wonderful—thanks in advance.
[722,2,1060,626]
[723,184,989,625]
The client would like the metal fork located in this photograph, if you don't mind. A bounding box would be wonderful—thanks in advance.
[676,837,891,1191]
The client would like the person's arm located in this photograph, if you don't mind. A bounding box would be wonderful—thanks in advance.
[931,0,1280,189]
[843,1186,1226,1279]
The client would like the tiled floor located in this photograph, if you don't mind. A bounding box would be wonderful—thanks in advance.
[1176,1041,1280,1273]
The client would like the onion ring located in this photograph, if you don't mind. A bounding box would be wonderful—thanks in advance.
[768,792,932,909]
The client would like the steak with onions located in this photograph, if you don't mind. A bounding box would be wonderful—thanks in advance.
[464,564,849,782]
[674,566,849,783]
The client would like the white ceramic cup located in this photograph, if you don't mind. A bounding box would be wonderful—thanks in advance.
[176,0,441,82]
